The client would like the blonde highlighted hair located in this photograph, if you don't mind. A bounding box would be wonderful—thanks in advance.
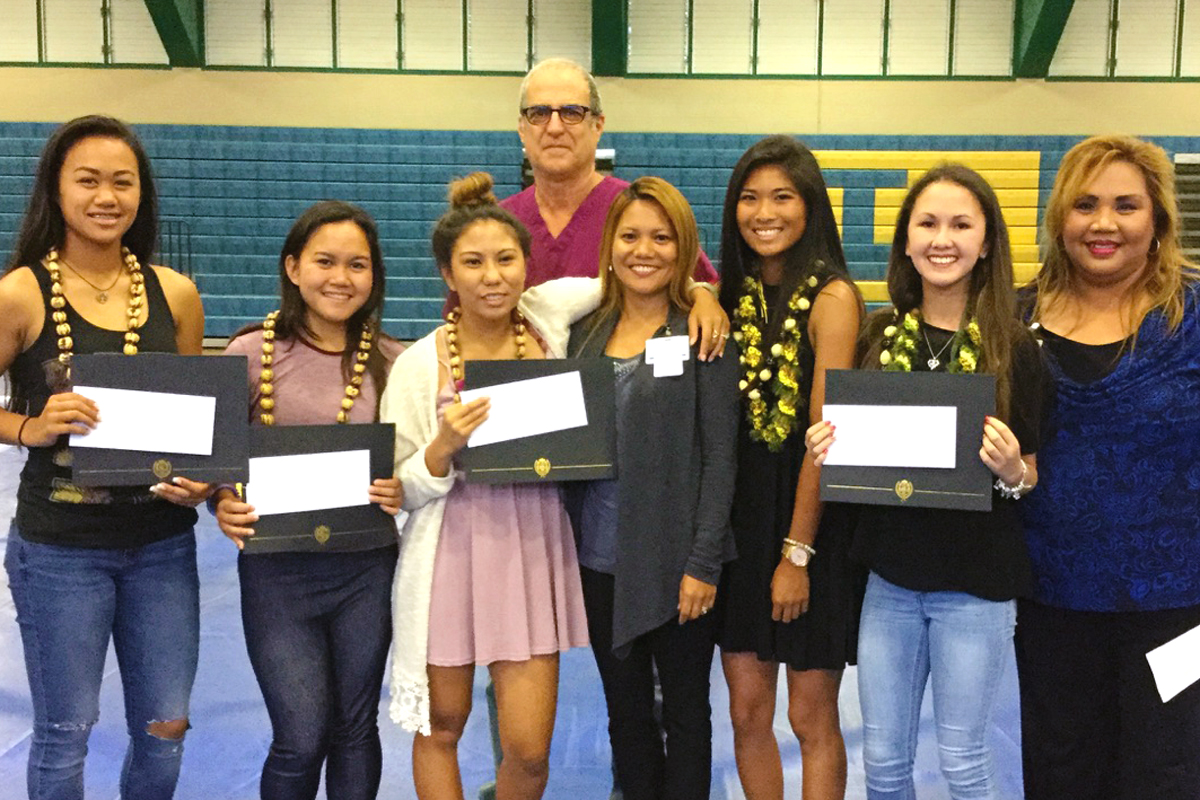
[1035,134,1199,334]
[594,176,698,321]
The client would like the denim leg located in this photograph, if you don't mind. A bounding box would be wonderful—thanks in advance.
[857,573,928,800]
[324,546,397,800]
[5,530,117,800]
[111,530,199,800]
[239,553,332,800]
[926,594,1014,800]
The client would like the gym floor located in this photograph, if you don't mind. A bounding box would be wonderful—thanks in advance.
[0,444,1024,799]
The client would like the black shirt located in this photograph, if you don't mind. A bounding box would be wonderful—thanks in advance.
[1037,326,1126,384]
[10,264,198,547]
[851,326,1053,601]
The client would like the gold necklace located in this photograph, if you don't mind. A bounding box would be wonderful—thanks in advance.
[58,257,123,304]
[444,306,526,399]
[257,310,374,425]
[43,247,143,366]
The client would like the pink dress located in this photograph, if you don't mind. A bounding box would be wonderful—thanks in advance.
[425,331,590,666]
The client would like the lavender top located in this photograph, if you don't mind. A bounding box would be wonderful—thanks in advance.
[502,175,718,288]
[225,331,404,426]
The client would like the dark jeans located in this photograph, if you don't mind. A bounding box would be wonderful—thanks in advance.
[239,544,398,800]
[580,566,716,800]
[1015,599,1200,800]
[4,527,200,800]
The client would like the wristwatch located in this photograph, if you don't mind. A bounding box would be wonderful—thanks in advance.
[781,538,816,567]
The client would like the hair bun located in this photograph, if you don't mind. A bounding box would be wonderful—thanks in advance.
[448,172,497,208]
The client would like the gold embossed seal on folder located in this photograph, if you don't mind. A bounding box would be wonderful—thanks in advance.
[152,459,172,479]
[534,458,551,478]
[314,525,331,545]
[894,479,914,501]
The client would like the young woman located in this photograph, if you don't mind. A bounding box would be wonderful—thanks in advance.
[0,115,205,800]
[715,134,863,800]
[807,164,1050,799]
[208,201,404,800]
[564,177,739,799]
[1016,136,1200,800]
[381,173,728,800]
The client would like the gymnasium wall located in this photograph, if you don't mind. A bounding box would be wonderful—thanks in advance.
[3,67,1199,337]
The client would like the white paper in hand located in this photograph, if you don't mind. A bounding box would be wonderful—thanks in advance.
[246,449,371,516]
[460,371,589,447]
[70,386,216,456]
[822,404,957,469]
[1147,623,1200,702]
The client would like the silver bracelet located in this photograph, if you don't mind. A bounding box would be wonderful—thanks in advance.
[994,460,1030,499]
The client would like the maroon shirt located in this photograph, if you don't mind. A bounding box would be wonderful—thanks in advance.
[501,175,719,288]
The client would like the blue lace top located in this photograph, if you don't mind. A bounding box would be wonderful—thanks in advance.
[1023,284,1200,611]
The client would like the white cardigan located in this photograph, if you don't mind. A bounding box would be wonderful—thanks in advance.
[380,278,601,734]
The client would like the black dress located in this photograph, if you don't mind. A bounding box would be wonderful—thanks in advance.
[716,278,864,671]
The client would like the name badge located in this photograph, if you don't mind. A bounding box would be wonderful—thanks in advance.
[644,335,690,378]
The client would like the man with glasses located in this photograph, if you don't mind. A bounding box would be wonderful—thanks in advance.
[473,58,719,800]
[503,57,717,287]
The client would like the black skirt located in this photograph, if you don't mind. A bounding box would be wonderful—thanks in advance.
[716,424,865,671]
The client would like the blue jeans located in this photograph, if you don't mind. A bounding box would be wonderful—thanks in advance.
[857,573,1015,800]
[4,527,200,800]
[238,545,397,800]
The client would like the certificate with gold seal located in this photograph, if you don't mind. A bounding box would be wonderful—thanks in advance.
[241,423,397,554]
[818,370,995,511]
[458,358,616,484]
[69,353,249,487]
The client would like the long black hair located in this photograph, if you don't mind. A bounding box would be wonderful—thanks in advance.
[718,135,850,343]
[233,201,392,405]
[7,115,158,272]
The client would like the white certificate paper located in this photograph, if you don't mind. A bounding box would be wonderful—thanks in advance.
[246,449,370,516]
[821,404,957,469]
[70,386,216,456]
[460,371,589,448]
[1147,623,1200,702]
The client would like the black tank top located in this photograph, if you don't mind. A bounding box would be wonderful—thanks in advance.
[10,263,198,547]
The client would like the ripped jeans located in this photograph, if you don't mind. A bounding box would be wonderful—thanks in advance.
[4,527,200,800]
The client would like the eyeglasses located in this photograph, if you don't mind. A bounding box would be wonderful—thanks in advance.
[519,105,593,126]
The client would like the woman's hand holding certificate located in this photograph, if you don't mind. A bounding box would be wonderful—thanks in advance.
[22,391,99,446]
[424,396,489,478]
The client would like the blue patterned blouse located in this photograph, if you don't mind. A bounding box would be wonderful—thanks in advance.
[1023,283,1200,612]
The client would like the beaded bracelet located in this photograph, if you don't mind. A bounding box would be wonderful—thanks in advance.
[994,460,1031,499]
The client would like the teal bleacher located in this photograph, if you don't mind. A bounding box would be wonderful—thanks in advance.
[2,123,1197,340]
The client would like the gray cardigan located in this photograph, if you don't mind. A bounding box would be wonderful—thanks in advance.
[566,305,739,656]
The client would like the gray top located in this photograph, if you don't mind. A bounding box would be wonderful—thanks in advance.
[578,354,641,574]
[566,306,740,656]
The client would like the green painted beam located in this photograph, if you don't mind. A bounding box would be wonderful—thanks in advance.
[143,0,204,67]
[592,0,626,76]
[1012,0,1075,77]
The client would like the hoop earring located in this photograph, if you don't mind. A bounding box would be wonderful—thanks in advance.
[1148,236,1161,255]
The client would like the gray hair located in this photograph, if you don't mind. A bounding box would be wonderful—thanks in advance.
[518,58,603,116]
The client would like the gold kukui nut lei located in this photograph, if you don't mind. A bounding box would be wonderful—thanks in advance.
[258,310,374,426]
[44,247,143,366]
[444,306,527,399]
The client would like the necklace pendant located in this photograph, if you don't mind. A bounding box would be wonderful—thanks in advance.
[927,357,940,370]
[97,291,108,304]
